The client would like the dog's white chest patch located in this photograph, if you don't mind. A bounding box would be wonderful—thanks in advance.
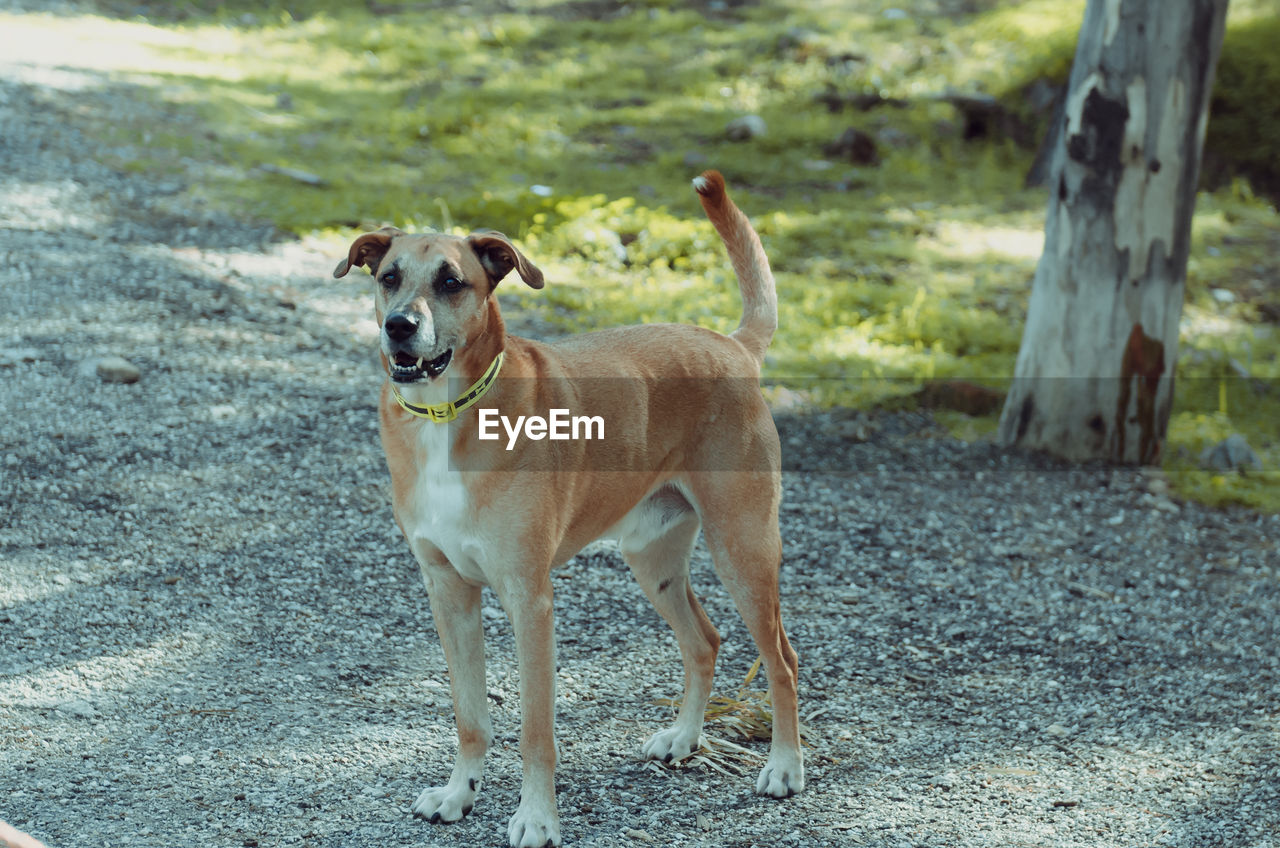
[403,424,489,584]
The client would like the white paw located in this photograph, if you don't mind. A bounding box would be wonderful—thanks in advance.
[411,777,478,823]
[755,749,804,798]
[641,725,702,764]
[507,797,560,848]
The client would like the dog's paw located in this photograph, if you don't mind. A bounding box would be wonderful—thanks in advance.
[411,777,479,824]
[641,726,702,765]
[755,750,804,798]
[507,798,560,848]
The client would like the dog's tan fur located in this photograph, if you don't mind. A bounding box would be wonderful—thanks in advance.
[334,172,802,848]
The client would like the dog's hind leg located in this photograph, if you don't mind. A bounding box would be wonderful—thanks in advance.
[693,473,804,798]
[411,548,491,824]
[620,489,719,765]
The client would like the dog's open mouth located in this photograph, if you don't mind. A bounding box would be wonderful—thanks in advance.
[389,349,452,382]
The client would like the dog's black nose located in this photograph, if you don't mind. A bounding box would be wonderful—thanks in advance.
[384,312,420,342]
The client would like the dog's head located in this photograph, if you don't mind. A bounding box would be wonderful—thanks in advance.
[334,228,543,384]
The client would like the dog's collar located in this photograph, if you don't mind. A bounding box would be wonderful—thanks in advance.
[389,351,504,423]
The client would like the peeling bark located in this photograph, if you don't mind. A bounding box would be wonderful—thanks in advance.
[997,0,1229,465]
[1115,322,1166,463]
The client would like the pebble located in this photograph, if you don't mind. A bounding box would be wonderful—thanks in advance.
[94,355,142,384]
[55,699,97,719]
[931,772,958,790]
[823,126,879,164]
[682,151,709,169]
[725,114,766,141]
[1199,433,1263,471]
[0,346,40,365]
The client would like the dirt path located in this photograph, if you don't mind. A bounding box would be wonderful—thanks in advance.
[2,7,1278,848]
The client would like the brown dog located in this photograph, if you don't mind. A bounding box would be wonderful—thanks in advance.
[334,172,802,847]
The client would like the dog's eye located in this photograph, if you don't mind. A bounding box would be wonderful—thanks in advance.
[439,276,466,293]
[381,270,399,288]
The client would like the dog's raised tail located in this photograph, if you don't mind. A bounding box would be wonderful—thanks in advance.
[693,171,777,365]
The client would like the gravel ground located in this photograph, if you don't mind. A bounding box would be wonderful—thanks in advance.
[2,8,1279,848]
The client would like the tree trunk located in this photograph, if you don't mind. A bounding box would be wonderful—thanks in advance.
[997,0,1229,464]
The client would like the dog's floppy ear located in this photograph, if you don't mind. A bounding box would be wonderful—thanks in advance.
[466,230,545,290]
[333,227,405,278]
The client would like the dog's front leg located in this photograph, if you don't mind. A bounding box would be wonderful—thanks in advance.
[412,550,491,824]
[493,570,560,848]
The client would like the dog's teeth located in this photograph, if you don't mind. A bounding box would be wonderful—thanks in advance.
[416,357,425,370]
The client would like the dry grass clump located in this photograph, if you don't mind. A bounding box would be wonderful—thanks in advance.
[648,658,816,776]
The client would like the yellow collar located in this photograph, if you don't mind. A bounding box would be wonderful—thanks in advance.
[389,351,504,423]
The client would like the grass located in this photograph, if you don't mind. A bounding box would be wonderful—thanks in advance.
[652,657,814,777]
[10,0,1276,510]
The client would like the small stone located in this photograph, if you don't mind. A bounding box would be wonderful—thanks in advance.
[257,163,327,187]
[829,416,871,442]
[725,115,766,141]
[1046,723,1070,737]
[0,347,40,366]
[1199,434,1263,472]
[824,126,879,165]
[931,772,958,790]
[56,699,97,719]
[682,151,709,169]
[625,829,655,843]
[95,355,142,384]
[176,754,196,767]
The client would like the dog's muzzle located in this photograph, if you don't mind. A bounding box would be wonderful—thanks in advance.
[388,349,452,382]
[384,311,452,382]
